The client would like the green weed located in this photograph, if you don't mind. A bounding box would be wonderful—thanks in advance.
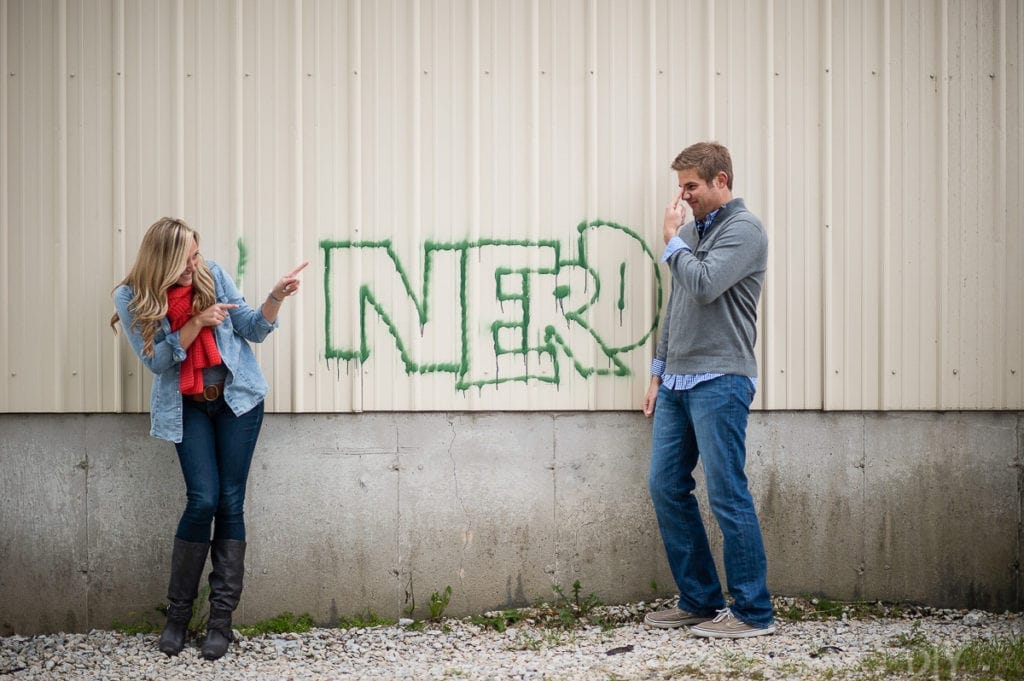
[509,629,572,651]
[337,609,397,629]
[110,608,162,635]
[547,579,606,629]
[775,595,908,622]
[663,664,704,679]
[955,636,1024,678]
[429,586,453,620]
[188,585,211,639]
[114,586,210,638]
[469,609,529,633]
[238,611,314,636]
[862,635,1024,680]
[890,621,928,649]
[718,650,766,679]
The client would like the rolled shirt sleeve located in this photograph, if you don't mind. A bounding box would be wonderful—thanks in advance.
[660,236,692,263]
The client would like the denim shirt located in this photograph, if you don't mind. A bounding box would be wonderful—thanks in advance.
[114,261,278,443]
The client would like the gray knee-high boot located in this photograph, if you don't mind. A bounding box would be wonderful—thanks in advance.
[158,538,210,656]
[201,539,246,660]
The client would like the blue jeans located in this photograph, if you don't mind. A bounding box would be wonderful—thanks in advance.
[648,375,773,627]
[173,397,264,543]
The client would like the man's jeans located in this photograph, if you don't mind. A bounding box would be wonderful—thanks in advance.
[174,397,264,543]
[648,375,773,627]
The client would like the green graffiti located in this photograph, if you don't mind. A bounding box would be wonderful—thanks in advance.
[617,261,627,324]
[320,220,663,391]
[236,238,248,287]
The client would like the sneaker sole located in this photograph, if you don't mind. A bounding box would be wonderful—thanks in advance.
[690,623,776,639]
[644,615,714,629]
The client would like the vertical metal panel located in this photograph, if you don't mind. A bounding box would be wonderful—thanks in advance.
[1,0,1022,413]
[111,0,126,411]
[885,0,950,409]
[65,0,117,412]
[764,0,826,410]
[1009,0,1024,408]
[825,0,887,409]
[819,0,1024,410]
[0,0,8,411]
[55,0,68,412]
[6,0,61,411]
[940,0,1014,409]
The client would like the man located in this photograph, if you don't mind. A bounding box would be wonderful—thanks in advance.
[641,141,774,638]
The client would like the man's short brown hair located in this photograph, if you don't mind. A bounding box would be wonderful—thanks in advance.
[671,141,733,190]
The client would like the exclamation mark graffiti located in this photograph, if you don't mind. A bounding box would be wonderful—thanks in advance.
[236,238,248,288]
[617,262,626,326]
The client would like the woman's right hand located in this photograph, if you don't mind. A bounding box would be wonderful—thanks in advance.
[193,303,239,327]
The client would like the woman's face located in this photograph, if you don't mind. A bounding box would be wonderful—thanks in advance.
[175,238,200,287]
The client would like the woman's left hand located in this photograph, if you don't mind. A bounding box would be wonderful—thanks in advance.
[270,261,310,301]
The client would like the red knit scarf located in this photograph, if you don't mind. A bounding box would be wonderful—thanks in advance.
[166,285,222,394]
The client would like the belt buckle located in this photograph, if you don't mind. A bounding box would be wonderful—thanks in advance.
[203,384,221,401]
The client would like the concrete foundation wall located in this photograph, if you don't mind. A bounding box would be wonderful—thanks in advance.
[1,412,1021,635]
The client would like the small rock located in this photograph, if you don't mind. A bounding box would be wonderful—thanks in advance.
[962,611,986,627]
[272,638,301,655]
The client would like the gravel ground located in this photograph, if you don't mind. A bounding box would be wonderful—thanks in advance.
[2,599,1021,680]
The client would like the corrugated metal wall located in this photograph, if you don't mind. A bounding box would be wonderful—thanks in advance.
[1,0,1021,413]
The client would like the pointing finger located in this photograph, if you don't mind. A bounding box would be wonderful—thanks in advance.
[288,261,310,277]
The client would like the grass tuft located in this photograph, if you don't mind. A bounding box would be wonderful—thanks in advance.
[469,609,530,633]
[238,611,314,636]
[869,635,1024,680]
[110,609,162,636]
[336,609,397,629]
[775,595,910,622]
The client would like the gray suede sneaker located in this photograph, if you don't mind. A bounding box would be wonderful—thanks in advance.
[643,607,714,629]
[689,608,776,639]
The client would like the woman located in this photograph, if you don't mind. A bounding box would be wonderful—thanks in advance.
[111,217,306,660]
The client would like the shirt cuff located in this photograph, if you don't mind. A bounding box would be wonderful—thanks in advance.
[257,313,280,331]
[650,358,666,377]
[166,331,187,362]
[660,236,691,263]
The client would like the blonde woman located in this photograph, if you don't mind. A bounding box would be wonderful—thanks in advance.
[111,218,306,660]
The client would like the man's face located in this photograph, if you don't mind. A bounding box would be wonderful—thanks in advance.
[676,168,729,220]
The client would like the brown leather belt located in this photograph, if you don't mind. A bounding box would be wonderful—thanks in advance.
[186,384,224,402]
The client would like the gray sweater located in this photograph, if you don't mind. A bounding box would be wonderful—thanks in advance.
[655,198,768,377]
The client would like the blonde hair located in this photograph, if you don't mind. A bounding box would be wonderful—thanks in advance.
[110,217,216,357]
